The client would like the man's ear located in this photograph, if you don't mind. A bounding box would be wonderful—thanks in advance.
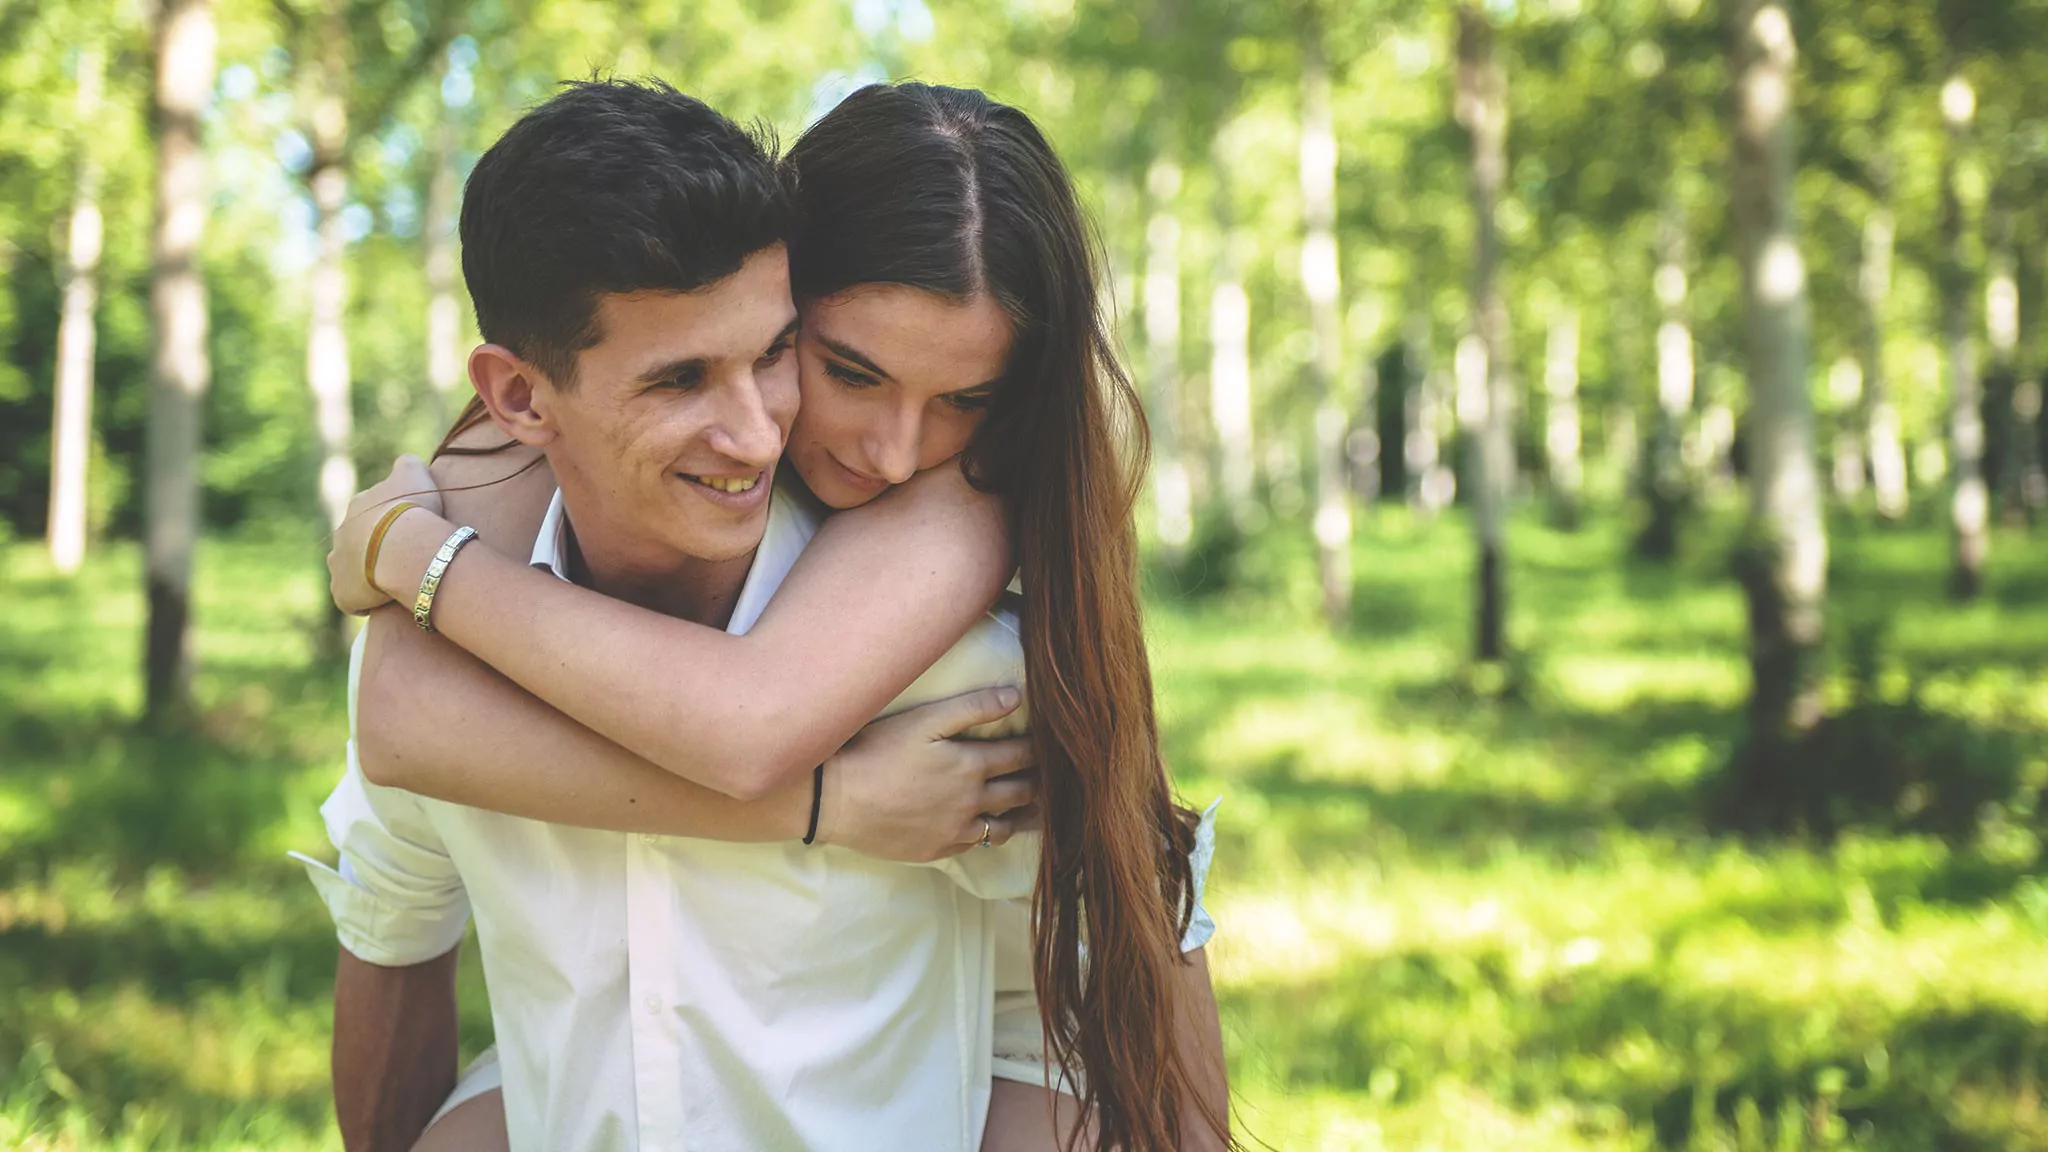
[469,344,560,448]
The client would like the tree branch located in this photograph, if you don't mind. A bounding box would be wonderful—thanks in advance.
[351,0,463,138]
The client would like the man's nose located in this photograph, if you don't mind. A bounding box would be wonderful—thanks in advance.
[712,372,786,467]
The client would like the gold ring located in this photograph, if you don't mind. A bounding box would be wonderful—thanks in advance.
[979,819,993,849]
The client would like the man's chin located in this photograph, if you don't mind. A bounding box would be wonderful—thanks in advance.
[675,514,772,564]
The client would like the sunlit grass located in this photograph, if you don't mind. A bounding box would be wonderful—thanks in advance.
[3,506,2046,1149]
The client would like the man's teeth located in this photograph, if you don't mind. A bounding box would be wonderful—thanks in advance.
[686,474,758,494]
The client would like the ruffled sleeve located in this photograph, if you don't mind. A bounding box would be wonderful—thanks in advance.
[1179,797,1221,952]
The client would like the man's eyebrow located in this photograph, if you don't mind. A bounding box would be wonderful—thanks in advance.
[630,318,796,386]
[815,335,895,381]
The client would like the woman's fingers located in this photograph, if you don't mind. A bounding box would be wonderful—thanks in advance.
[972,737,1031,780]
[913,686,1022,739]
[979,775,1036,815]
[962,813,1017,851]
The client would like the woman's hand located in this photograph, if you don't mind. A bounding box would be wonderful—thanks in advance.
[330,455,443,615]
[816,687,1038,863]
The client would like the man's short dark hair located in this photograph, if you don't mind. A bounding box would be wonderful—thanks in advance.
[460,78,789,388]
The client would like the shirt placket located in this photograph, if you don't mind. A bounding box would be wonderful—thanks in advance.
[627,832,688,1150]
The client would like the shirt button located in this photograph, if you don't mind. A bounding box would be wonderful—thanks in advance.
[645,995,662,1015]
[640,834,658,845]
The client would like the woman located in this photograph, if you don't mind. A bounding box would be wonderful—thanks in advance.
[335,83,1230,1152]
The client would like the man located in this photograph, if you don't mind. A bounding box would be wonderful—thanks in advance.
[302,79,1223,1152]
[298,77,989,1149]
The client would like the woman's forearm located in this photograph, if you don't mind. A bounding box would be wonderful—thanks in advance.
[355,609,812,837]
[371,462,1010,800]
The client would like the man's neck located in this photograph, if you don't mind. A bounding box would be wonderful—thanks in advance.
[563,521,756,629]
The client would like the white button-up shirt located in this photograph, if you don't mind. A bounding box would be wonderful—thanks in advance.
[298,484,1214,1151]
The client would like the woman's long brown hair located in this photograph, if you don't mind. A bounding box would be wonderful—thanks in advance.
[786,84,1228,1151]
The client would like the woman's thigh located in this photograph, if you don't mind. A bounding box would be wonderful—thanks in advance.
[982,1079,1095,1152]
[409,1088,509,1152]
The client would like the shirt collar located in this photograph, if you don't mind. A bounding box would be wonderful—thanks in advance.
[526,485,808,638]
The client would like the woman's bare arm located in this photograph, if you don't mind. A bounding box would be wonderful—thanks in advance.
[356,603,1035,859]
[354,445,1011,801]
[356,606,807,840]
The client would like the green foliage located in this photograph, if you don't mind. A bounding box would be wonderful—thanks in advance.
[6,503,2043,1148]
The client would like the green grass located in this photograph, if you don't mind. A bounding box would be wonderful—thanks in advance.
[3,505,2046,1149]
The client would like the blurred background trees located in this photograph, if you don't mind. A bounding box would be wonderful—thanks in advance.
[3,0,2047,801]
[4,1,2048,1146]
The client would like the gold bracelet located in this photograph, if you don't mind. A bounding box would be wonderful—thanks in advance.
[412,525,479,632]
[362,502,419,595]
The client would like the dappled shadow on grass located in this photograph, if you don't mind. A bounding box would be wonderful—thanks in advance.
[0,885,338,1006]
[0,725,304,884]
[1230,759,1700,869]
[1222,947,2048,1152]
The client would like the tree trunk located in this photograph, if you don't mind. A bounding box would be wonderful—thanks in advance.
[1729,0,1826,812]
[1348,357,1380,505]
[1143,159,1193,560]
[48,48,104,575]
[1985,208,2038,526]
[308,23,355,540]
[1639,206,1693,559]
[1301,25,1350,627]
[1544,308,1582,528]
[425,95,464,426]
[1828,357,1866,500]
[1941,73,1988,598]
[1457,3,1511,662]
[1207,189,1256,531]
[2014,376,2047,519]
[144,0,217,721]
[1858,195,1908,520]
[1404,314,1453,514]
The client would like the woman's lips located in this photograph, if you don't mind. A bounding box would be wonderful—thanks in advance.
[829,454,890,494]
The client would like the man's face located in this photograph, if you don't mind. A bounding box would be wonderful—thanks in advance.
[536,245,799,573]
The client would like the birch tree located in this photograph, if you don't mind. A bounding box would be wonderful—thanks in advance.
[1144,158,1194,560]
[271,0,459,528]
[1208,147,1256,531]
[144,0,217,719]
[1638,205,1694,558]
[1729,0,1826,803]
[1301,12,1350,627]
[1857,165,1909,520]
[1939,71,1988,598]
[1456,2,1512,661]
[46,47,104,575]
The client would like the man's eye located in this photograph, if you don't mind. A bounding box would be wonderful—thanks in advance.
[656,373,702,391]
[758,340,793,366]
[824,362,879,389]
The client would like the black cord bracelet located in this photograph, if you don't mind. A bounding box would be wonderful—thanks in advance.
[801,763,824,845]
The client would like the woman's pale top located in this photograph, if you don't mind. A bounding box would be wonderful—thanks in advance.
[296,483,1216,1152]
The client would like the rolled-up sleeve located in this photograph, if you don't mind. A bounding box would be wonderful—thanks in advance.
[291,758,469,968]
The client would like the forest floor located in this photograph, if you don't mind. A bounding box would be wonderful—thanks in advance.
[2,504,2045,1151]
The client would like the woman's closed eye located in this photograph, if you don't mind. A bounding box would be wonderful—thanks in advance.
[941,389,993,413]
[824,360,880,389]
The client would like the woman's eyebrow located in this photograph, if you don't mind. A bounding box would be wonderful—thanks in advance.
[815,335,894,381]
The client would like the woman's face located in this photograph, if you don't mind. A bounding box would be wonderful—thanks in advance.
[786,284,1013,509]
